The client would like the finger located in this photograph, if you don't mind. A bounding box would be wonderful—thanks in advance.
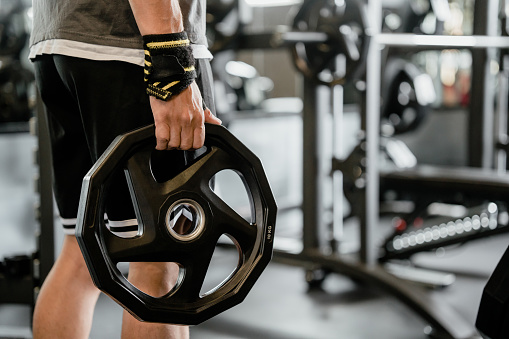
[167,125,182,150]
[155,124,170,150]
[203,108,222,125]
[179,124,194,150]
[192,123,206,150]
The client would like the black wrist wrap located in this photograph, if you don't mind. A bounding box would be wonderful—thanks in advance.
[143,32,197,101]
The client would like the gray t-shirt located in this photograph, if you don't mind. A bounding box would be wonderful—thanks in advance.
[30,0,208,51]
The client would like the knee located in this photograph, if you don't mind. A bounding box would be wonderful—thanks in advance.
[128,262,180,297]
[129,262,180,280]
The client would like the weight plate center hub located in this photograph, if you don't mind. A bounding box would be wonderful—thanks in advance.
[165,199,206,241]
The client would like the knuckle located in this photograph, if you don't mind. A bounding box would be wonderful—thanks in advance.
[168,139,180,148]
[155,123,169,134]
[157,137,169,145]
[195,113,205,125]
[181,118,193,127]
[180,143,192,151]
[155,129,168,139]
[177,111,192,125]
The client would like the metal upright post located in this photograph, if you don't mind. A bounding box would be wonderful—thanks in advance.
[302,80,328,254]
[360,0,382,266]
[496,54,509,172]
[331,84,344,251]
[497,5,509,171]
[469,0,499,168]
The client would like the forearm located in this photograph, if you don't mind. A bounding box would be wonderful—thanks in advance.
[129,0,222,151]
[128,0,184,35]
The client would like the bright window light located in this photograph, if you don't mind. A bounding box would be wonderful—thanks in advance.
[244,0,301,7]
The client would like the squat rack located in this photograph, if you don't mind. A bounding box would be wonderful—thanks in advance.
[218,0,507,336]
[274,1,509,339]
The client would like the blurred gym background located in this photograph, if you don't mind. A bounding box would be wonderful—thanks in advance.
[1,0,509,338]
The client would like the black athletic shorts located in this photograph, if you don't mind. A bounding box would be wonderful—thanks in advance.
[33,54,215,236]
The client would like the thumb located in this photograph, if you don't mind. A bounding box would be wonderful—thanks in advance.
[203,108,222,125]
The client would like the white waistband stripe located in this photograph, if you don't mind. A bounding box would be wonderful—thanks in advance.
[60,217,78,226]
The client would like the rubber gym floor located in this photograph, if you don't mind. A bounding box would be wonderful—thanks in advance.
[0,116,507,339]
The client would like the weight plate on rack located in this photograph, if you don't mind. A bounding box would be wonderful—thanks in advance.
[381,57,433,135]
[291,0,369,86]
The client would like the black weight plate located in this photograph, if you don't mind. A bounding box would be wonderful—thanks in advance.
[76,123,277,325]
[206,0,241,54]
[381,58,430,135]
[476,245,509,339]
[291,0,369,86]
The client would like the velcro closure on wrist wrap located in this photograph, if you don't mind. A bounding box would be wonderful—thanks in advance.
[143,32,197,101]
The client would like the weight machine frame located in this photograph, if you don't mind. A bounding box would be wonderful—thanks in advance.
[0,94,54,308]
[328,0,504,338]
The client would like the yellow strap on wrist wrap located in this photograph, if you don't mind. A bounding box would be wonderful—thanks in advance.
[143,32,197,101]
